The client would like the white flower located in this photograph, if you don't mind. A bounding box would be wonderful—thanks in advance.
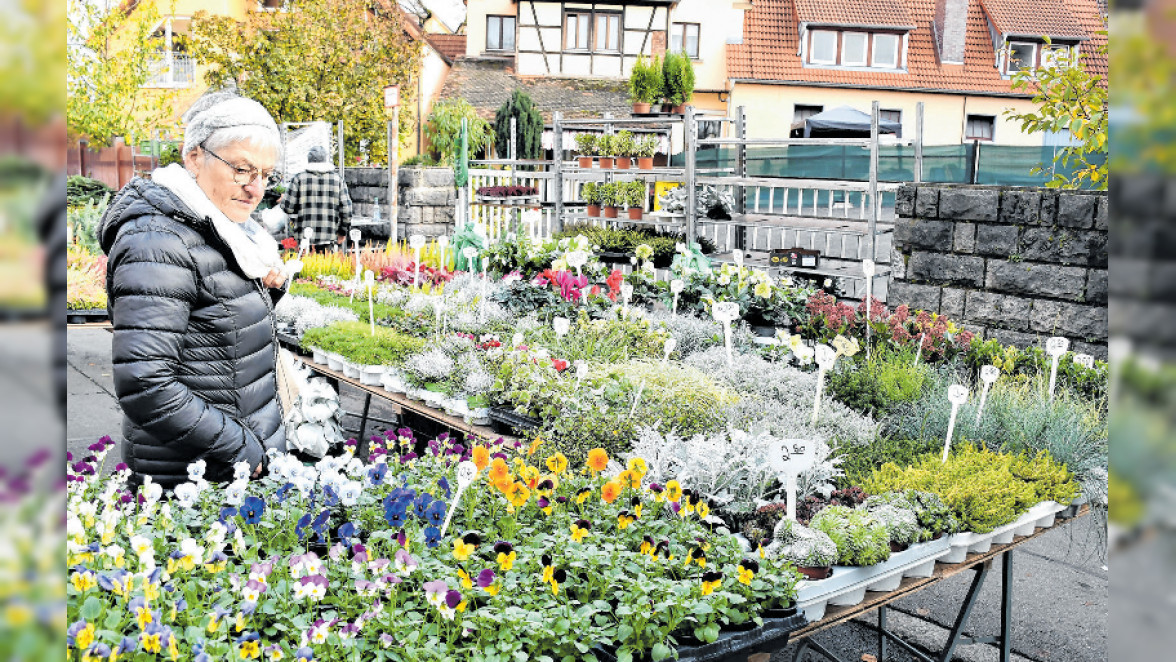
[717,274,730,285]
[339,481,363,507]
[224,480,247,506]
[233,461,252,482]
[173,482,199,508]
[205,521,228,546]
[179,537,204,566]
[141,478,162,505]
[130,536,153,558]
[103,544,126,565]
[187,459,207,481]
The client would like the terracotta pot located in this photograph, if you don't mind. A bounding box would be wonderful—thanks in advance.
[797,565,833,580]
[672,104,688,114]
[637,156,654,170]
[615,156,632,170]
[661,103,674,113]
[603,205,619,219]
[627,207,644,220]
[577,156,593,168]
[632,102,651,114]
[598,156,615,169]
[586,204,601,217]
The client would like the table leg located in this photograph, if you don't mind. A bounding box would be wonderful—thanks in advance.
[358,393,372,442]
[879,605,887,661]
[1000,551,1013,662]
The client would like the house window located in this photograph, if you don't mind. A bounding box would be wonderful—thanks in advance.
[880,109,902,124]
[565,12,591,50]
[1040,44,1071,68]
[1005,41,1037,74]
[841,32,868,66]
[794,105,823,124]
[595,12,621,52]
[809,30,837,64]
[965,115,995,141]
[872,33,900,68]
[486,15,515,51]
[670,23,700,59]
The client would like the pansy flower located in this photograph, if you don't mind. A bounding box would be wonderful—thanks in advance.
[701,571,724,595]
[627,457,648,476]
[242,579,266,603]
[586,448,609,473]
[684,547,707,569]
[601,480,622,504]
[423,579,449,607]
[424,500,446,526]
[439,589,466,620]
[413,493,433,520]
[505,481,531,508]
[617,510,635,530]
[640,536,655,556]
[654,539,672,560]
[307,619,330,645]
[456,567,473,590]
[545,452,567,475]
[293,646,315,662]
[477,568,499,596]
[97,568,132,596]
[70,568,97,593]
[570,519,591,543]
[528,436,544,457]
[112,636,136,660]
[488,458,510,483]
[237,632,261,660]
[737,558,759,586]
[240,496,265,525]
[394,548,418,576]
[664,480,682,502]
[384,500,409,528]
[471,446,490,471]
[630,496,644,519]
[696,499,711,520]
[263,643,284,660]
[423,525,442,548]
[295,514,313,541]
[68,619,95,650]
[207,606,231,633]
[493,541,516,570]
[538,496,553,515]
[575,488,592,505]
[453,532,480,560]
[367,463,389,486]
[337,621,360,640]
[618,470,642,490]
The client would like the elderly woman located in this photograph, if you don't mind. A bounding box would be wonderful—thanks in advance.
[98,92,291,487]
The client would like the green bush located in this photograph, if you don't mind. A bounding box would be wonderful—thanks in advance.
[424,98,493,165]
[624,181,646,208]
[838,437,940,488]
[629,55,663,104]
[493,89,544,161]
[67,175,113,208]
[828,347,933,417]
[575,133,598,155]
[400,154,438,167]
[808,506,891,566]
[965,337,1107,402]
[661,52,695,106]
[301,321,426,366]
[581,182,601,205]
[613,130,636,158]
[863,490,959,541]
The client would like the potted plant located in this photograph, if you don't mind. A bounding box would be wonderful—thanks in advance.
[582,182,602,217]
[625,181,646,220]
[574,133,597,168]
[601,182,621,218]
[597,134,615,169]
[629,55,663,114]
[635,135,657,170]
[662,52,696,114]
[767,519,838,580]
[613,130,636,170]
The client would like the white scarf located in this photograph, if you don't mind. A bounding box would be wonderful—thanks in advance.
[152,164,285,280]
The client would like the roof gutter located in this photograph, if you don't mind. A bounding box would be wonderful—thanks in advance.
[1003,32,1090,42]
[803,23,918,31]
[727,77,1035,99]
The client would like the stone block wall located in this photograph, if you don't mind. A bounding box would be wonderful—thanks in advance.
[343,167,457,239]
[890,184,1108,357]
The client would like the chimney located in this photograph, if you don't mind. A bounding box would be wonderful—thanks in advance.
[935,0,969,64]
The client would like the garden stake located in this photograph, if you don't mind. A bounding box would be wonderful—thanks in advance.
[768,440,816,523]
[574,360,587,385]
[628,380,646,419]
[410,234,426,289]
[811,344,836,425]
[913,332,925,366]
[620,283,633,319]
[440,461,478,538]
[670,279,684,316]
[1045,336,1070,401]
[943,385,969,463]
[480,256,490,322]
[437,235,449,271]
[349,228,362,303]
[553,317,570,337]
[712,302,739,368]
[567,249,587,279]
[365,270,376,336]
[975,365,1000,425]
[862,259,875,361]
[662,337,677,364]
[1073,353,1094,370]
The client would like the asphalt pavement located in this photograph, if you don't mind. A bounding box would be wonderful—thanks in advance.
[66,326,1107,662]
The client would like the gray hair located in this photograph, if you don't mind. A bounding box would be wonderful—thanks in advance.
[307,146,327,163]
[182,91,281,158]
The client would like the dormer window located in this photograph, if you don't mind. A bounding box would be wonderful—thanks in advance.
[1005,41,1037,74]
[805,29,907,70]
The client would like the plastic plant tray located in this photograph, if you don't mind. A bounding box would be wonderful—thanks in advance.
[939,501,1069,564]
[795,535,951,622]
[592,611,807,662]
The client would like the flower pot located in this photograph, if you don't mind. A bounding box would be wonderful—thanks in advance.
[615,156,632,170]
[797,565,833,580]
[626,207,644,221]
[326,352,344,371]
[311,347,329,365]
[382,372,407,394]
[751,324,777,338]
[632,102,651,114]
[889,541,910,554]
[637,156,654,170]
[722,619,759,632]
[661,103,674,113]
[341,360,361,379]
[469,407,491,426]
[577,156,594,168]
[672,103,688,115]
[762,605,799,619]
[359,364,385,386]
[585,204,601,217]
[599,156,615,169]
[603,205,619,219]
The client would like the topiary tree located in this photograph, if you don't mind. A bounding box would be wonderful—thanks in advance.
[493,89,544,161]
[629,55,663,105]
[661,52,696,107]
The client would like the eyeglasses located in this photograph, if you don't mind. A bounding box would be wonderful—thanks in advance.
[202,145,283,190]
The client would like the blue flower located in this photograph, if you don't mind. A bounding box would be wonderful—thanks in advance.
[338,521,360,546]
[322,485,340,508]
[424,500,446,526]
[275,482,294,502]
[295,514,312,541]
[368,463,388,486]
[219,506,238,522]
[240,496,265,525]
[437,477,451,499]
[423,526,441,548]
[384,501,409,528]
[413,493,433,520]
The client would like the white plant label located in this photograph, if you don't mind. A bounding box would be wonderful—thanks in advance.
[713,302,740,367]
[284,259,303,278]
[628,380,646,419]
[768,439,816,522]
[409,234,427,250]
[662,337,677,364]
[574,360,588,384]
[862,260,875,360]
[553,317,570,337]
[733,251,744,269]
[365,270,376,336]
[913,332,925,366]
[975,365,1000,425]
[566,250,588,277]
[349,228,362,243]
[441,461,478,537]
[410,235,426,289]
[297,237,310,258]
[479,258,489,322]
[670,279,684,316]
[942,385,969,463]
[811,345,837,425]
[1046,336,1070,401]
[1073,353,1094,370]
[620,283,634,319]
[437,235,449,268]
[304,227,316,240]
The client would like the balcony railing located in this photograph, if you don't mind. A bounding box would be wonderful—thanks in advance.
[144,52,195,88]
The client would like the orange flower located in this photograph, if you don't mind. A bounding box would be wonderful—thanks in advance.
[528,436,544,457]
[518,464,541,490]
[601,480,623,504]
[587,448,609,473]
[471,446,490,471]
[506,482,531,508]
[618,470,642,490]
[493,475,514,494]
[545,453,568,475]
[489,457,510,483]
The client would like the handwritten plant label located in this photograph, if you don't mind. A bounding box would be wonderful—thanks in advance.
[553,317,570,337]
[304,227,316,240]
[712,302,740,367]
[975,365,1000,425]
[409,234,427,250]
[574,360,588,384]
[409,235,427,288]
[298,237,310,258]
[441,461,478,537]
[942,385,969,463]
[566,250,588,277]
[862,260,875,360]
[437,235,449,268]
[1045,336,1070,401]
[768,439,817,522]
[670,279,685,316]
[620,283,634,319]
[662,337,677,364]
[1073,353,1094,370]
[733,251,744,269]
[810,344,837,425]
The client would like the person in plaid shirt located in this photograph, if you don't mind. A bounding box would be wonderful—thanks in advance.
[280,146,353,248]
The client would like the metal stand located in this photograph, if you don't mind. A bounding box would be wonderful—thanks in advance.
[794,551,1015,662]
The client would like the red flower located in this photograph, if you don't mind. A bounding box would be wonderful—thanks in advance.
[280,237,299,250]
[551,358,569,372]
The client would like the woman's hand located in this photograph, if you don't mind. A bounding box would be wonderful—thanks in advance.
[262,267,286,289]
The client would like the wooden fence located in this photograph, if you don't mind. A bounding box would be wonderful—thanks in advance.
[66,138,155,189]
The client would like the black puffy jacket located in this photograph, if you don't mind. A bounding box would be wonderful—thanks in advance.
[98,177,286,487]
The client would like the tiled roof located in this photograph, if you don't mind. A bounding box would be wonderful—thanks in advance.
[978,0,1086,38]
[438,59,631,122]
[793,0,914,29]
[426,34,467,62]
[727,0,1107,95]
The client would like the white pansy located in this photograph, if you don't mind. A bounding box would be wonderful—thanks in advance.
[173,482,199,508]
[224,480,247,506]
[233,461,252,482]
[339,481,363,507]
[187,459,207,481]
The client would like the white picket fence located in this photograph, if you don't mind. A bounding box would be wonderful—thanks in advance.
[467,168,560,242]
